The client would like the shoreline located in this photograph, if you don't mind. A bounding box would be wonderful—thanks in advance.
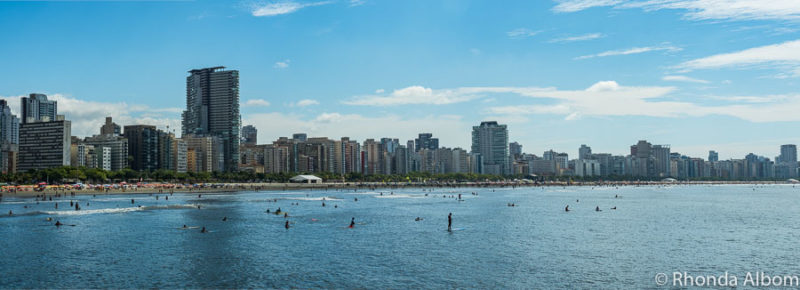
[1,180,796,198]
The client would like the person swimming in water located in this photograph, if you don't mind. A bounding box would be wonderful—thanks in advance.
[55,220,63,227]
[284,213,288,218]
[565,205,570,212]
[447,213,453,231]
[285,220,290,229]
[415,217,422,221]
[183,225,187,228]
[611,206,617,210]
[349,217,355,228]
[595,206,602,212]
[200,227,207,233]
[222,217,228,221]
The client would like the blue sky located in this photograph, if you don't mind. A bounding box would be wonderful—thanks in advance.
[2,0,800,160]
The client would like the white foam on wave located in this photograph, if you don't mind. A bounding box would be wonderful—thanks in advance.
[283,196,343,201]
[38,204,201,216]
[374,194,425,199]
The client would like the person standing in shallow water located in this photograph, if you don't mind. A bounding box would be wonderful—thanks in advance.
[349,217,355,228]
[447,213,452,232]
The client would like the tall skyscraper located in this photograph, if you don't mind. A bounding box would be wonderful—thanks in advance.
[0,100,19,145]
[708,150,719,162]
[241,125,257,145]
[0,100,19,173]
[415,133,439,152]
[21,93,57,124]
[777,144,798,178]
[471,121,509,175]
[182,66,240,172]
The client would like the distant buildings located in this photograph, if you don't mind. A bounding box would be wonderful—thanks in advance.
[182,66,240,172]
[471,121,509,175]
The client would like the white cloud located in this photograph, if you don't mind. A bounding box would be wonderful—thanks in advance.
[675,40,800,77]
[507,28,542,39]
[1,94,181,138]
[343,86,484,106]
[244,112,470,147]
[662,75,710,84]
[549,33,605,43]
[251,1,332,17]
[349,0,365,7]
[552,0,623,13]
[481,81,800,123]
[273,59,290,69]
[576,44,682,60]
[245,99,271,107]
[295,99,320,107]
[552,0,800,21]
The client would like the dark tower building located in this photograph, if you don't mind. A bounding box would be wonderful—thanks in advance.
[241,125,257,145]
[182,66,240,172]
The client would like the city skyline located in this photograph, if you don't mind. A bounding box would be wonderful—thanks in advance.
[2,1,800,159]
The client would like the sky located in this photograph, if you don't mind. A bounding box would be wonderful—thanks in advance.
[1,0,800,160]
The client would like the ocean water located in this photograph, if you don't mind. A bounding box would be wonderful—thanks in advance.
[1,185,800,288]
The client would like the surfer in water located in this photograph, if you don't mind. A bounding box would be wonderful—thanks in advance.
[200,227,207,233]
[349,217,355,228]
[595,206,602,212]
[55,220,63,227]
[447,213,452,232]
[565,205,570,212]
[222,217,227,221]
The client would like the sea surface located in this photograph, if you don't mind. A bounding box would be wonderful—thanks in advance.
[1,185,800,288]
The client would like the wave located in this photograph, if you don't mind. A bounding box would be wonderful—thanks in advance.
[282,197,343,201]
[374,194,425,199]
[0,204,201,218]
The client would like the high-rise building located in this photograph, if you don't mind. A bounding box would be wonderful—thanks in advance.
[100,116,121,136]
[0,100,19,145]
[18,120,71,171]
[0,100,19,173]
[241,125,257,145]
[124,125,160,171]
[182,66,240,172]
[578,144,592,160]
[21,93,57,124]
[708,150,719,162]
[509,142,523,157]
[415,133,439,152]
[777,144,798,178]
[173,138,188,173]
[471,121,509,175]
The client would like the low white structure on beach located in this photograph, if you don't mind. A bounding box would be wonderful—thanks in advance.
[290,175,323,184]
